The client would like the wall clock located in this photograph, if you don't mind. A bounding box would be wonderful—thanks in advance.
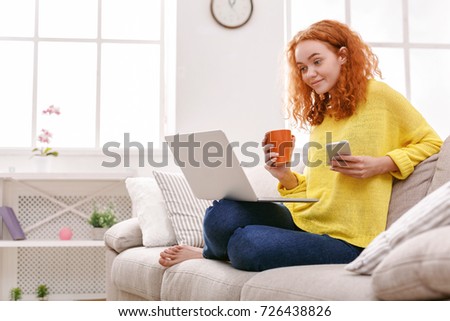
[210,0,253,29]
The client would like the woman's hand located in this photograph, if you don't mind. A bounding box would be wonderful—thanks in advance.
[330,155,399,179]
[262,136,299,189]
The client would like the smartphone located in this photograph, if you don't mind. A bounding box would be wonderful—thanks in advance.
[326,140,351,165]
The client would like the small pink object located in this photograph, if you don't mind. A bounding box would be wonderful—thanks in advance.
[59,227,73,240]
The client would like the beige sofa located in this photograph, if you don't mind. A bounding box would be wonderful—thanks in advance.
[105,136,450,301]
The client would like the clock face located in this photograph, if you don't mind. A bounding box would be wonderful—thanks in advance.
[210,0,253,29]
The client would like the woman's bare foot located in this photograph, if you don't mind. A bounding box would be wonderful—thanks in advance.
[159,245,204,267]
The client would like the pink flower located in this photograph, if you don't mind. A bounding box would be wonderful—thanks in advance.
[32,106,61,157]
[38,129,52,144]
[42,105,61,115]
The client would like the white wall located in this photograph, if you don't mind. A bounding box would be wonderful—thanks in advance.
[175,0,286,144]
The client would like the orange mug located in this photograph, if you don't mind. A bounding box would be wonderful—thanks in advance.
[265,129,294,165]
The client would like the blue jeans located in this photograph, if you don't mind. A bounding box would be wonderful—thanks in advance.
[202,199,363,271]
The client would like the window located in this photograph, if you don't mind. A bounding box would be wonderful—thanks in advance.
[288,0,450,142]
[0,0,171,151]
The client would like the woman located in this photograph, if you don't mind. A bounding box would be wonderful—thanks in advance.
[159,20,442,271]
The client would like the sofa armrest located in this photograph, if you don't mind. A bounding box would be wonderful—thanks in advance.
[104,218,143,253]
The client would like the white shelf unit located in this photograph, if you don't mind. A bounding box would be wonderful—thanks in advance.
[0,240,104,248]
[0,172,132,301]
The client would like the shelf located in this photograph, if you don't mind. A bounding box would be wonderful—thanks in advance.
[0,240,105,248]
[21,293,106,301]
[0,172,134,181]
[0,174,129,300]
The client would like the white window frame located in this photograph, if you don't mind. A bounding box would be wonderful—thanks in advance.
[286,0,450,103]
[0,0,175,156]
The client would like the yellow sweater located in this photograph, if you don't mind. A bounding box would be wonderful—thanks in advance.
[278,80,442,248]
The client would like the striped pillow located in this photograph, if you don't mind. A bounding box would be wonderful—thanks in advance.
[153,171,212,247]
[346,180,450,275]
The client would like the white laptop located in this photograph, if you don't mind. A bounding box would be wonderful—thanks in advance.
[165,130,318,203]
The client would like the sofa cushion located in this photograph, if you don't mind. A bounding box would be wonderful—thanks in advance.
[241,265,376,300]
[386,153,438,228]
[105,218,143,253]
[161,259,257,300]
[153,171,212,247]
[111,246,167,300]
[372,225,450,300]
[245,166,280,198]
[428,135,450,193]
[125,177,177,247]
[346,180,450,275]
[244,159,306,199]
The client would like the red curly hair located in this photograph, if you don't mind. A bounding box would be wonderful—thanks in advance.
[286,20,381,129]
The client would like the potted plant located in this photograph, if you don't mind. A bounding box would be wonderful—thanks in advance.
[10,287,22,301]
[88,205,117,240]
[31,105,61,172]
[36,284,49,301]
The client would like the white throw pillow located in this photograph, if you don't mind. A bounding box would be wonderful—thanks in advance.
[153,171,212,247]
[125,177,177,247]
[372,225,450,300]
[346,180,450,275]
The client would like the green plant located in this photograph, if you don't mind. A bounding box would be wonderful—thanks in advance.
[32,146,59,157]
[88,205,117,228]
[10,287,22,301]
[36,284,49,299]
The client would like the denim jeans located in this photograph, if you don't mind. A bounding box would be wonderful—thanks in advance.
[202,199,363,271]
